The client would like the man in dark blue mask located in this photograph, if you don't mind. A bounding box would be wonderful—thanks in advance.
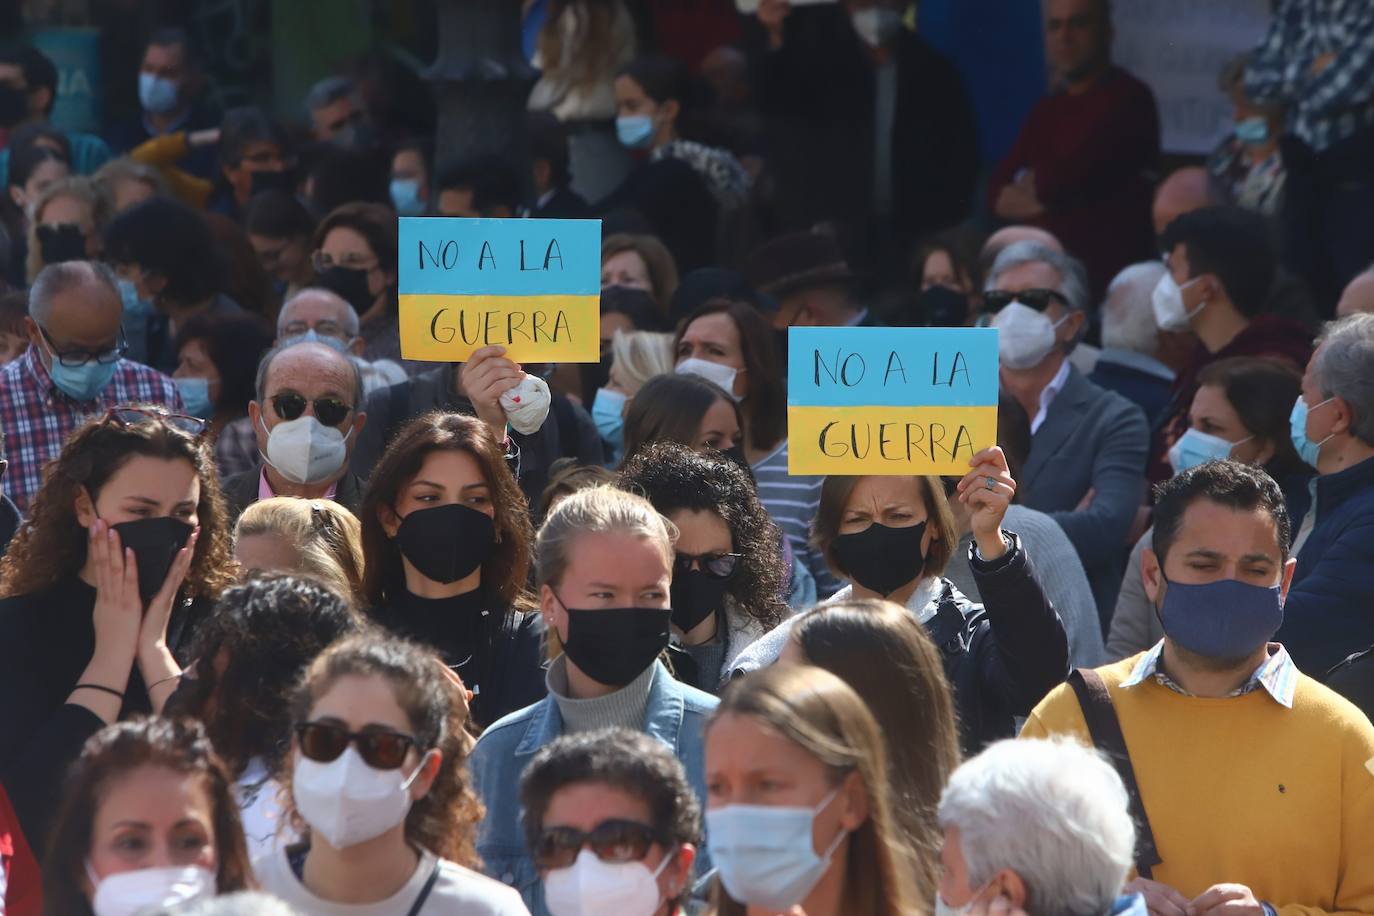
[1023,459,1374,916]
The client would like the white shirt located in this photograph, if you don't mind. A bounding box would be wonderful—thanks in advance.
[1030,359,1071,435]
[235,758,294,862]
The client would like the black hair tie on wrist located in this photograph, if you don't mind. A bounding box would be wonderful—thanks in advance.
[73,683,125,700]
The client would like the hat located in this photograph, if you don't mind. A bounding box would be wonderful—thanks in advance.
[744,231,856,298]
[671,267,778,322]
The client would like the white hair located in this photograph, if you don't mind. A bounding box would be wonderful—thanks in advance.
[278,287,361,338]
[938,738,1135,916]
[1314,312,1374,445]
[1101,261,1167,355]
[985,241,1090,314]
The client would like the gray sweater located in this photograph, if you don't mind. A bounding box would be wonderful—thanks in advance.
[1105,529,1161,661]
[947,505,1105,668]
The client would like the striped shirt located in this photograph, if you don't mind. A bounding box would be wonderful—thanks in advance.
[751,440,841,598]
[1120,641,1298,708]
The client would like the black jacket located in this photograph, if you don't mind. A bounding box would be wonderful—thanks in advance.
[0,492,19,559]
[532,186,593,219]
[369,588,548,730]
[1326,646,1374,723]
[219,466,366,526]
[0,578,211,850]
[351,366,604,506]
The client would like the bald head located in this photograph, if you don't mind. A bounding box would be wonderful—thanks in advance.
[984,226,1064,260]
[1153,167,1214,238]
[1337,271,1374,318]
[255,340,363,413]
[27,260,123,359]
[277,287,362,354]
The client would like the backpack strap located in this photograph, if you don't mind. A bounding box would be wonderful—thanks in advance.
[1067,668,1162,879]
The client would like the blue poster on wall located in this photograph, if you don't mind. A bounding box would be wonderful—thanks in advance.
[30,28,102,135]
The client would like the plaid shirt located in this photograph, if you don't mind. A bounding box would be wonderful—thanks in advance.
[1245,0,1374,151]
[1120,640,1299,709]
[0,348,183,514]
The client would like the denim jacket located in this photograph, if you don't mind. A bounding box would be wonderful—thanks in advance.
[468,660,719,916]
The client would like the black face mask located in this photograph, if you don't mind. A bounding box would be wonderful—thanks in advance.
[395,503,495,584]
[0,85,27,127]
[830,520,927,597]
[249,167,296,197]
[37,223,87,265]
[559,601,671,687]
[916,286,970,328]
[670,568,731,633]
[316,264,375,315]
[111,516,196,604]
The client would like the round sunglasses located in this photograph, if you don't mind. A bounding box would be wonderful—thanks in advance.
[534,819,665,870]
[271,392,353,428]
[295,721,418,770]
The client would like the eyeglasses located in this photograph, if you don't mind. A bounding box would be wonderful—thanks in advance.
[312,250,378,273]
[39,324,128,367]
[295,721,418,770]
[279,320,350,341]
[270,392,353,427]
[533,820,664,870]
[982,288,1070,314]
[104,406,207,437]
[673,551,743,579]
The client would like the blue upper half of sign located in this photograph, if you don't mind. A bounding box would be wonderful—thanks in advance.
[787,326,1000,407]
[398,217,602,296]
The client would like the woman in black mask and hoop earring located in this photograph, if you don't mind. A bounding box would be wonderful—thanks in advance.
[359,410,546,730]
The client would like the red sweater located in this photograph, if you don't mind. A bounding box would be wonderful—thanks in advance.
[1,783,41,916]
[989,66,1160,296]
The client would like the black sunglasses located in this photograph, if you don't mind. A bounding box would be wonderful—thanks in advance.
[295,721,418,770]
[674,551,742,579]
[983,288,1070,314]
[534,820,664,870]
[271,393,353,427]
[105,406,206,437]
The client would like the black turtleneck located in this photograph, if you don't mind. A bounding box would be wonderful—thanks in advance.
[375,588,489,679]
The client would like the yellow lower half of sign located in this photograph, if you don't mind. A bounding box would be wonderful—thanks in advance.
[398,293,601,362]
[787,405,999,476]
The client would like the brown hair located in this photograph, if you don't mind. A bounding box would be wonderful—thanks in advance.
[620,372,741,468]
[1195,356,1306,479]
[284,633,483,867]
[709,665,921,916]
[811,475,958,583]
[673,298,786,453]
[603,233,680,314]
[312,201,399,277]
[43,717,254,915]
[0,409,237,599]
[537,458,616,521]
[792,599,961,905]
[360,412,533,608]
[912,226,985,296]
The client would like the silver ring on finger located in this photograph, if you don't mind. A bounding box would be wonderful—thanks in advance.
[985,476,997,491]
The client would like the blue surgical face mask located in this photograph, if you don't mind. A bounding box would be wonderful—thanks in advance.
[591,387,627,452]
[138,72,180,115]
[1168,428,1252,475]
[42,341,118,402]
[616,114,655,150]
[1290,394,1335,468]
[1234,116,1270,145]
[705,789,848,910]
[175,376,215,419]
[1157,575,1284,661]
[389,178,425,216]
[117,278,153,316]
[279,328,352,354]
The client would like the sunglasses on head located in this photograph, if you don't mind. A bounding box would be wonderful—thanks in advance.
[104,406,206,437]
[983,288,1069,314]
[295,721,418,770]
[534,819,665,870]
[271,393,352,427]
[674,551,742,579]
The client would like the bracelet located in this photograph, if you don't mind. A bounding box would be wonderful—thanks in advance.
[73,683,125,700]
[149,673,183,690]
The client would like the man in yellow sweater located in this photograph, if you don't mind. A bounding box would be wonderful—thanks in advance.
[1023,460,1374,916]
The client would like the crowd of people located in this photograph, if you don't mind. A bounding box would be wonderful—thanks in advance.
[2,0,1374,913]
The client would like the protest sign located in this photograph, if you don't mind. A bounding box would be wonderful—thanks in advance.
[787,327,999,475]
[398,217,602,362]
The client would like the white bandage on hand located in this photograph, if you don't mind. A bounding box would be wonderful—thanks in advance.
[499,374,553,435]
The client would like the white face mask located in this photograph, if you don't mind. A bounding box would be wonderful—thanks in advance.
[1150,272,1206,332]
[851,7,902,46]
[292,745,430,849]
[544,847,673,916]
[259,414,352,485]
[992,301,1068,370]
[676,357,743,401]
[87,863,215,916]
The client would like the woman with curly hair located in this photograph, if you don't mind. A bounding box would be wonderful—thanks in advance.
[618,441,792,692]
[257,633,527,914]
[42,716,254,915]
[160,573,364,859]
[0,406,236,850]
[359,411,545,729]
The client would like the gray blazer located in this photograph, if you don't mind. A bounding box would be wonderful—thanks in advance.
[1019,365,1149,624]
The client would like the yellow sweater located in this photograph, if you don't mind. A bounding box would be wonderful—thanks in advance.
[1022,654,1374,916]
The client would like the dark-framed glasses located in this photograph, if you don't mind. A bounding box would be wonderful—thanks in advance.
[982,288,1069,314]
[533,819,664,870]
[270,392,353,427]
[104,406,206,437]
[673,551,743,579]
[295,721,418,770]
[39,324,128,367]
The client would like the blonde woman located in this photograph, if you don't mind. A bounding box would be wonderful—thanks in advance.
[592,330,674,461]
[469,484,718,915]
[233,497,365,603]
[24,175,109,282]
[706,664,922,916]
